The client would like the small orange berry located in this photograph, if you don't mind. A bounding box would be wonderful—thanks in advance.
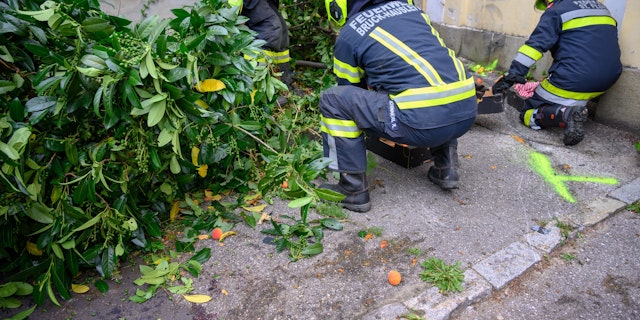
[282,181,288,188]
[388,270,402,286]
[211,228,223,240]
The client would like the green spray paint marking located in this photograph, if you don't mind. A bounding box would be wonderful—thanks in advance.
[528,151,618,203]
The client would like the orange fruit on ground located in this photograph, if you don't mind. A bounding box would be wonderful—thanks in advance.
[388,270,402,286]
[211,228,223,240]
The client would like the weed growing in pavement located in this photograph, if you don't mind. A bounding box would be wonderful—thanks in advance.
[419,257,465,293]
[400,310,426,320]
[627,200,640,213]
[407,247,423,257]
[357,226,384,238]
[561,253,577,262]
[554,218,576,242]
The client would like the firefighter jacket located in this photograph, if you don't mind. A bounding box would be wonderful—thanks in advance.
[332,1,477,130]
[508,0,622,107]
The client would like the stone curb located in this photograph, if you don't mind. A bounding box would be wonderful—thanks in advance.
[362,179,640,320]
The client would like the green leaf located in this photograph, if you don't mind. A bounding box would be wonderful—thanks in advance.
[165,67,190,82]
[0,296,21,309]
[147,100,166,127]
[189,248,211,265]
[0,141,20,161]
[238,121,262,131]
[300,242,323,256]
[0,80,16,95]
[52,262,71,300]
[25,96,56,113]
[26,203,54,224]
[7,305,36,319]
[13,282,33,296]
[315,188,346,202]
[101,247,116,278]
[94,279,109,293]
[320,218,343,230]
[287,196,313,208]
[0,283,18,298]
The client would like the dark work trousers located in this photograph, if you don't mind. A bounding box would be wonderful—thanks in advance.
[242,0,289,54]
[319,85,476,173]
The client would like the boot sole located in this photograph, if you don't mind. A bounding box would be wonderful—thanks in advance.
[428,174,458,190]
[564,107,588,146]
[342,202,372,213]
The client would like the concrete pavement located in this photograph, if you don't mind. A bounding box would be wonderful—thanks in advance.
[1,1,638,319]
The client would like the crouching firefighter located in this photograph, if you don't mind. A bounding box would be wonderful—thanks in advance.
[493,0,622,146]
[318,0,478,212]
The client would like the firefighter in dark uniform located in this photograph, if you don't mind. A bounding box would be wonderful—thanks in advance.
[319,0,478,212]
[494,0,622,146]
[237,0,293,88]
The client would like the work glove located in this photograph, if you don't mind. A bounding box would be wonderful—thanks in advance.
[492,73,526,94]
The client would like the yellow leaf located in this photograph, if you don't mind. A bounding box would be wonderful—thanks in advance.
[250,90,256,104]
[204,190,222,201]
[195,99,209,109]
[183,294,212,303]
[241,204,267,212]
[26,241,43,256]
[191,146,200,166]
[71,284,90,294]
[197,164,208,178]
[218,231,236,243]
[195,79,226,93]
[170,201,180,221]
[197,234,210,240]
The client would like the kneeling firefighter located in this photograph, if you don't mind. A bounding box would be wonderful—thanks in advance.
[318,0,478,212]
[493,0,622,146]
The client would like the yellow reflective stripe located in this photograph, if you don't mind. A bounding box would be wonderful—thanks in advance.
[523,109,534,127]
[320,116,362,138]
[370,27,444,86]
[518,45,543,61]
[390,77,475,109]
[263,49,290,64]
[421,13,466,81]
[540,79,604,101]
[562,16,617,31]
[333,57,364,84]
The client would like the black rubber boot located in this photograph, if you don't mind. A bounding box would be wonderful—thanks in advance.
[319,173,371,212]
[427,141,459,190]
[533,105,588,146]
[561,106,588,146]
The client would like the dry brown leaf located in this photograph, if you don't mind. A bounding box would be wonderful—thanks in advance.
[364,233,374,241]
[221,289,228,296]
[511,134,526,144]
[257,212,271,224]
[380,240,388,249]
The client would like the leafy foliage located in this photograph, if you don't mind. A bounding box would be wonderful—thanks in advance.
[419,257,465,293]
[0,0,296,306]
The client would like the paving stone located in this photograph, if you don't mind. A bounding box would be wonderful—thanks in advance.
[360,303,410,320]
[524,225,562,253]
[608,177,640,204]
[568,196,626,227]
[403,269,492,320]
[472,241,541,290]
